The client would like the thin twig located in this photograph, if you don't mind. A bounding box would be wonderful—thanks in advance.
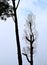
[22,53,31,63]
[26,36,31,42]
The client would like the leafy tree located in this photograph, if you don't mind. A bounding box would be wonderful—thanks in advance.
[0,0,22,65]
[22,13,37,65]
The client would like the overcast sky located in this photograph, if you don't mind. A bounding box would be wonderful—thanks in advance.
[0,0,47,65]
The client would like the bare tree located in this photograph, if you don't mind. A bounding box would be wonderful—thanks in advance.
[22,13,37,65]
[0,0,22,65]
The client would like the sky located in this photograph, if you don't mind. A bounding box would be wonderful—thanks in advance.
[0,0,47,65]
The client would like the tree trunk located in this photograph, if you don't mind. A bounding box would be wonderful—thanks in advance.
[12,1,22,65]
[30,35,33,65]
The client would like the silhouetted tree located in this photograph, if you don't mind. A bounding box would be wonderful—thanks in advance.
[0,0,22,65]
[22,13,37,65]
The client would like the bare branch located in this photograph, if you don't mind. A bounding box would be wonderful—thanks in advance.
[31,33,35,43]
[22,53,31,63]
[16,0,20,9]
[26,36,31,43]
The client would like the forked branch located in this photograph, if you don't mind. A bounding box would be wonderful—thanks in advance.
[16,0,20,9]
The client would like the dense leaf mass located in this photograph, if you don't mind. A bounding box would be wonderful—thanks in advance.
[0,2,14,20]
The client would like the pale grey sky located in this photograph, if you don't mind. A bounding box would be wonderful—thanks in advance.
[0,0,47,65]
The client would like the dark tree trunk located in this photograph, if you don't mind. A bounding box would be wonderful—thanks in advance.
[12,1,22,65]
[30,35,33,65]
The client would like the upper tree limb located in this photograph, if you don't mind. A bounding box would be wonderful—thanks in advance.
[16,0,20,10]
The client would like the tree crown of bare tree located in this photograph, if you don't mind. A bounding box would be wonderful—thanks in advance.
[22,13,38,65]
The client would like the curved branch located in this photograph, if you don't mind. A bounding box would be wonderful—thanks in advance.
[26,36,31,43]
[22,53,31,63]
[16,0,20,9]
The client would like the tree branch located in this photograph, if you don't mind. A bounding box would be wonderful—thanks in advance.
[31,33,35,43]
[22,53,31,63]
[26,36,31,43]
[16,0,20,10]
[26,33,35,44]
